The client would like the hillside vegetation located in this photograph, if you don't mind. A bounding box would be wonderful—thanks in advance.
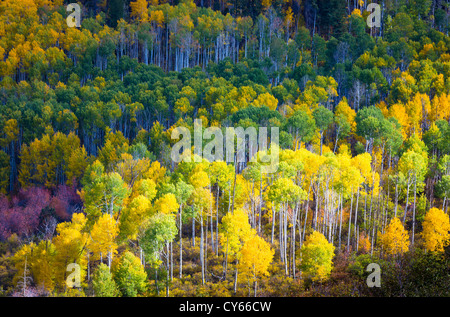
[0,0,449,297]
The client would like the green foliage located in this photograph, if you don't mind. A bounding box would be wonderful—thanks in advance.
[299,231,335,282]
[81,163,130,224]
[140,213,178,265]
[113,251,148,297]
[2,0,450,299]
[92,263,120,297]
[285,110,316,149]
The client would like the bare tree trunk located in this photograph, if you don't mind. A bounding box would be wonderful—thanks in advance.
[292,202,298,278]
[338,194,343,250]
[259,176,263,233]
[443,196,447,214]
[224,238,229,278]
[179,204,183,278]
[347,189,354,251]
[170,241,173,281]
[166,242,170,297]
[192,217,195,247]
[354,187,360,239]
[216,186,220,255]
[271,205,275,244]
[394,176,399,218]
[233,261,238,294]
[403,180,411,224]
[200,209,205,285]
[231,161,237,214]
[412,176,417,245]
[302,179,313,248]
[284,202,288,275]
[313,182,320,230]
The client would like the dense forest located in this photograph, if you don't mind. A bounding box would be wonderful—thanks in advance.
[0,0,450,297]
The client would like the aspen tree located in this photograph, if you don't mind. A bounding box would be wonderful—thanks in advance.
[422,208,450,252]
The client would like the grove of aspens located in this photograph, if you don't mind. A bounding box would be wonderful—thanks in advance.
[0,0,450,298]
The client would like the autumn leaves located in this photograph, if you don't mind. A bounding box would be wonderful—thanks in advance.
[379,207,450,257]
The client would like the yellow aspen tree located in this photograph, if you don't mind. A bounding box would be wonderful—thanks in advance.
[284,7,294,35]
[130,0,149,23]
[30,240,56,292]
[88,213,119,266]
[189,169,210,189]
[130,178,157,201]
[144,160,166,183]
[219,208,254,259]
[115,152,151,187]
[379,217,409,256]
[252,93,279,111]
[12,243,35,294]
[421,208,450,252]
[238,234,274,296]
[149,10,165,28]
[358,232,371,254]
[119,195,151,240]
[334,97,356,133]
[66,145,89,185]
[431,94,450,122]
[220,207,255,293]
[407,93,430,135]
[299,231,335,282]
[262,0,272,11]
[174,97,194,119]
[52,213,88,289]
[152,193,179,215]
[389,103,410,140]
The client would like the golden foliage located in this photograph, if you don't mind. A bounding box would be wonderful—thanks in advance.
[422,208,450,252]
[379,217,409,256]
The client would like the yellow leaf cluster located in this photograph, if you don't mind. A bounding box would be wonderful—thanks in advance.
[130,0,149,22]
[422,208,450,252]
[379,217,409,256]
[238,234,274,282]
[89,214,119,261]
